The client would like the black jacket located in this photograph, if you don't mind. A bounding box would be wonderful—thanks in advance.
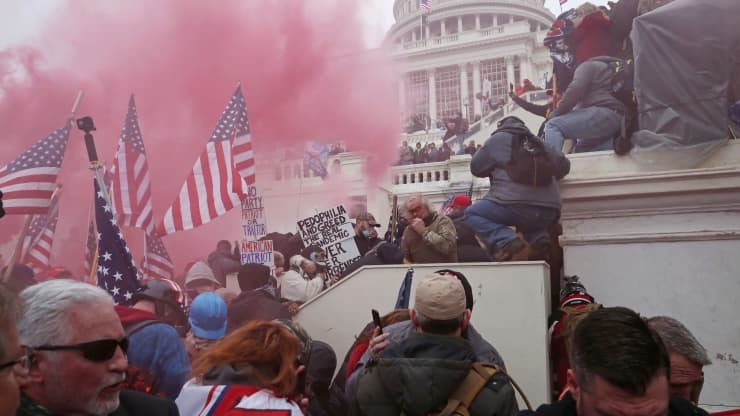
[518,392,709,416]
[18,390,179,416]
[227,288,292,332]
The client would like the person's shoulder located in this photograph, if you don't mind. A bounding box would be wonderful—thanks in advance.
[116,390,179,416]
[668,395,709,416]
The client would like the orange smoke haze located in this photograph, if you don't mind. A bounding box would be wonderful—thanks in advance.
[0,1,400,276]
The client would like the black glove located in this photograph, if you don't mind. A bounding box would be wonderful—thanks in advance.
[0,190,5,219]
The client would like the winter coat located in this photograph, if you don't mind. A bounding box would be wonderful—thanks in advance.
[345,320,507,405]
[401,213,458,263]
[518,391,708,416]
[352,332,518,416]
[550,59,624,118]
[18,390,179,416]
[175,365,302,416]
[207,250,241,287]
[470,119,569,211]
[353,235,383,257]
[279,269,324,303]
[115,306,190,399]
[226,288,292,332]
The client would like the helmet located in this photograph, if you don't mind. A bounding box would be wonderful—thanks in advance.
[134,278,188,333]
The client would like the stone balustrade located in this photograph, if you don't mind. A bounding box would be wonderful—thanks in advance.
[394,20,531,53]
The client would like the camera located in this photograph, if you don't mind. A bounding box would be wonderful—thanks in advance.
[76,116,96,133]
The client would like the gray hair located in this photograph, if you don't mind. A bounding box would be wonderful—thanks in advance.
[647,316,711,366]
[405,194,432,212]
[18,279,114,347]
[0,282,23,360]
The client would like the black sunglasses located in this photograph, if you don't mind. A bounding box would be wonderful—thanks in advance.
[34,338,128,362]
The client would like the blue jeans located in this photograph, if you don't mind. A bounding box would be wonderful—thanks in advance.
[544,106,622,152]
[464,199,560,251]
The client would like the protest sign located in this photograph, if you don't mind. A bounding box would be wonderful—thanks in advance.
[297,205,361,277]
[241,185,267,240]
[240,239,274,268]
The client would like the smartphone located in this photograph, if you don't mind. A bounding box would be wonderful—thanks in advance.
[371,309,383,334]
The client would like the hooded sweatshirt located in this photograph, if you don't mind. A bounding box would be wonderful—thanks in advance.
[115,305,190,399]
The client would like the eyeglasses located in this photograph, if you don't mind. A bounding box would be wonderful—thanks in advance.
[0,347,33,376]
[34,338,128,362]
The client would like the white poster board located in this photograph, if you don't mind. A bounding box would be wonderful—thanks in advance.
[241,185,273,269]
[297,205,361,277]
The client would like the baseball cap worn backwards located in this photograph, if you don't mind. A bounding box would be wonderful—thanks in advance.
[189,292,228,340]
[414,273,466,320]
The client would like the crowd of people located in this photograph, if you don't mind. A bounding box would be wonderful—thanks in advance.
[0,264,716,416]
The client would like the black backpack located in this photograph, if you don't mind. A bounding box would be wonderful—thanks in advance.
[590,56,638,154]
[499,125,560,187]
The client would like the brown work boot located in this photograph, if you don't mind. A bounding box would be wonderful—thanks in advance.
[493,237,529,262]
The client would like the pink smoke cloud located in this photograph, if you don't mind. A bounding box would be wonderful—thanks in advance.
[0,0,399,276]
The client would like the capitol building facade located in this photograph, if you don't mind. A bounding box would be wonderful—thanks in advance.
[387,0,554,123]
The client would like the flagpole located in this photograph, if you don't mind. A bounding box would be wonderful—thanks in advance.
[390,194,398,244]
[2,91,82,282]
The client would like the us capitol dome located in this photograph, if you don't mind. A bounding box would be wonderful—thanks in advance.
[386,0,555,124]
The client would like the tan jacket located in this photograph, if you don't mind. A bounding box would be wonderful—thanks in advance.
[401,214,458,263]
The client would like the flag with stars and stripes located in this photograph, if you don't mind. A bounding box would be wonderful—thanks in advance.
[110,95,154,233]
[420,0,432,13]
[20,185,62,272]
[231,86,256,188]
[0,123,71,215]
[159,86,251,234]
[142,232,175,281]
[94,179,140,305]
[83,211,98,282]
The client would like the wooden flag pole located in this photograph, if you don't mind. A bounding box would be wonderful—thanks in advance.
[2,91,83,282]
[390,195,398,244]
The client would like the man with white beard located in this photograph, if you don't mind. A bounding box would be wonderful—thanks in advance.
[16,279,178,416]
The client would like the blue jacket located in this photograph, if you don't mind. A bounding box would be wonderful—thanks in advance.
[470,119,570,210]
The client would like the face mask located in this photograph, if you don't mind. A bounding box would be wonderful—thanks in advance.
[361,229,371,238]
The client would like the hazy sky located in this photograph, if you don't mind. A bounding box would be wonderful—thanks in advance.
[1,0,610,50]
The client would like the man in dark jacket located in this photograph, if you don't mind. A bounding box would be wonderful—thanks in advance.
[16,280,179,416]
[544,58,625,153]
[353,273,518,416]
[227,263,293,332]
[353,212,383,256]
[466,116,570,261]
[445,195,492,262]
[520,307,708,416]
[207,240,241,286]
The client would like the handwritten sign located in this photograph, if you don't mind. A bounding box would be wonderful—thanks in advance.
[297,205,361,277]
[240,239,274,268]
[241,185,267,240]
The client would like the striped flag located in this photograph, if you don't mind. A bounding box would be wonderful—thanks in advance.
[420,0,432,13]
[142,233,175,281]
[83,212,98,282]
[94,179,140,305]
[0,124,71,215]
[159,86,251,234]
[231,86,256,188]
[20,185,62,272]
[110,96,154,233]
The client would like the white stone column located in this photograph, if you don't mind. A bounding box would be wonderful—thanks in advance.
[475,14,481,30]
[472,61,482,116]
[519,54,531,82]
[428,69,437,124]
[441,19,446,36]
[459,64,469,119]
[426,22,430,39]
[509,15,514,24]
[505,56,516,93]
[412,29,417,42]
[492,14,498,27]
[458,16,463,33]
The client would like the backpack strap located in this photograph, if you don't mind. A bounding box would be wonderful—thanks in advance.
[436,362,500,416]
[124,319,160,337]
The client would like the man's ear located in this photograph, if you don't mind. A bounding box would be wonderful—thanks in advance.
[462,309,472,330]
[566,369,580,401]
[17,352,46,388]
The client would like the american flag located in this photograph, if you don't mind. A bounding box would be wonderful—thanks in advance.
[231,86,256,188]
[420,0,432,13]
[0,124,71,215]
[142,232,175,281]
[83,212,98,282]
[159,86,251,234]
[110,96,154,233]
[20,185,62,272]
[560,0,568,4]
[94,179,140,305]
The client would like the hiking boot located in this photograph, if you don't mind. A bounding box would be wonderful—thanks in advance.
[493,237,529,262]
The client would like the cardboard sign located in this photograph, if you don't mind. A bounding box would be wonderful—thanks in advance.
[241,185,267,240]
[297,205,361,277]
[240,239,274,268]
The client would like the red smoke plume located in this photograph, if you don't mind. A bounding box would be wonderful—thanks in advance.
[0,0,399,275]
